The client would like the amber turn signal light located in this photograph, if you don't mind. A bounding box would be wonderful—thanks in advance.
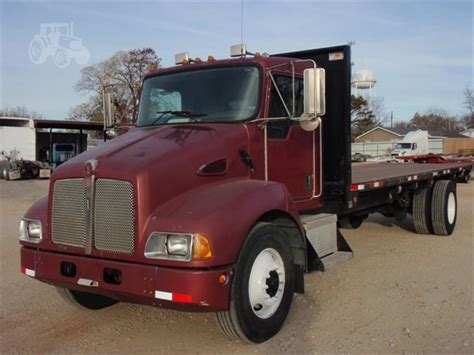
[192,234,213,260]
[218,273,229,285]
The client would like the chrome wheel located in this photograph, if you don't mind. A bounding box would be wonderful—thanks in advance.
[248,247,285,319]
[447,192,456,224]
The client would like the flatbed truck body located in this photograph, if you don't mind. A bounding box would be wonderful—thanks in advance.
[19,44,472,343]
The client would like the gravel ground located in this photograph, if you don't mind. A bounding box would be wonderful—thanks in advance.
[1,180,472,353]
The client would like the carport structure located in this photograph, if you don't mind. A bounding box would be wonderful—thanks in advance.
[0,117,105,165]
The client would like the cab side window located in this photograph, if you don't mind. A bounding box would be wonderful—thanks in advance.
[268,76,304,139]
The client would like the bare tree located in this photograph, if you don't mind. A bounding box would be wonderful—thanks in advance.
[461,85,474,128]
[68,97,102,122]
[71,48,161,124]
[396,108,462,132]
[0,106,43,119]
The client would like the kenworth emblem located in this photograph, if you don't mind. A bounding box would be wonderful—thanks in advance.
[84,159,98,188]
[84,159,98,254]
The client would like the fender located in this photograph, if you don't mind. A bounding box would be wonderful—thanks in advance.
[143,178,305,268]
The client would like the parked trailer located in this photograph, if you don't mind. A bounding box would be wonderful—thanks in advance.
[19,45,473,343]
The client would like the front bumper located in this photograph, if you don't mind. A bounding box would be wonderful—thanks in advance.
[21,247,232,312]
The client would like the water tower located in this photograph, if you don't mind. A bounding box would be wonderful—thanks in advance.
[351,69,376,99]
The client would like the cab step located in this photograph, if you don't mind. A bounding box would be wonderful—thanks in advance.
[301,213,352,271]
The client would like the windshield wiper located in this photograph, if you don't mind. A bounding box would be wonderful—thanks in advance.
[150,110,207,126]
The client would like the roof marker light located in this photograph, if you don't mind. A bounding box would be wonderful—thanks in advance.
[230,44,247,57]
[175,52,190,65]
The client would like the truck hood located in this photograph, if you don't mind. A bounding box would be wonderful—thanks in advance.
[51,124,251,254]
[53,123,250,194]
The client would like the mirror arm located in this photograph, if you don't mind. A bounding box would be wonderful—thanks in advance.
[291,62,295,117]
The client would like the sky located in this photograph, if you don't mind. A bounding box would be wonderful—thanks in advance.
[0,0,472,122]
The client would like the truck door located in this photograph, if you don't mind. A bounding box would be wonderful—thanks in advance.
[266,75,315,200]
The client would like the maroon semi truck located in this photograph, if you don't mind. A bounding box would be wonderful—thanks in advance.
[19,44,472,343]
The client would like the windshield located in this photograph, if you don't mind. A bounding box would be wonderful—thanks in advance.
[395,143,413,149]
[137,66,260,126]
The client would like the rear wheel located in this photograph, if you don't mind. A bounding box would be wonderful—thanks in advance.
[458,173,470,184]
[431,180,457,236]
[338,215,365,229]
[412,186,433,234]
[215,223,295,343]
[56,287,118,310]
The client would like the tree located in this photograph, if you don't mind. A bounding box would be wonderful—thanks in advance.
[68,97,102,122]
[393,109,462,133]
[393,120,411,130]
[0,105,43,119]
[351,95,377,139]
[411,109,462,132]
[70,48,161,125]
[461,85,474,129]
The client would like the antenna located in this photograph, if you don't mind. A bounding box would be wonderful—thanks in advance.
[240,0,244,45]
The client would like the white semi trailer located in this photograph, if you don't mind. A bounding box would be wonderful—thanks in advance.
[391,130,429,157]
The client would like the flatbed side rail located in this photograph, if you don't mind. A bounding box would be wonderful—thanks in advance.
[350,164,472,192]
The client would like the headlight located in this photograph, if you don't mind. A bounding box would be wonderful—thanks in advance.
[19,219,42,243]
[167,235,191,256]
[145,233,212,262]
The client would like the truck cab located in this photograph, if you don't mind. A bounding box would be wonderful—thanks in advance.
[391,130,429,157]
[52,142,76,165]
[20,46,340,343]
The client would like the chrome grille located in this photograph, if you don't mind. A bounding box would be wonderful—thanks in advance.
[94,179,135,253]
[51,179,87,248]
[51,178,135,254]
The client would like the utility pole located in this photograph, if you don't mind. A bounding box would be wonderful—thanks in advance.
[390,110,393,128]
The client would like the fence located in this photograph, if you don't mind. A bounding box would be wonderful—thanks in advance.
[351,141,398,157]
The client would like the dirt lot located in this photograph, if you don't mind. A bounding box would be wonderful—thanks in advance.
[1,180,473,353]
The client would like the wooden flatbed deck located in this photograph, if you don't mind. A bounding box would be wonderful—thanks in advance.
[351,162,473,191]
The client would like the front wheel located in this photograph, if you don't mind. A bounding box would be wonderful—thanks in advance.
[56,287,118,310]
[54,48,71,68]
[215,223,295,343]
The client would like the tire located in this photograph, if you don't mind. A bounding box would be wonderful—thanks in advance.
[215,223,295,343]
[349,215,363,229]
[412,186,433,234]
[29,37,47,64]
[338,215,363,229]
[54,48,71,68]
[431,180,457,236]
[458,173,470,184]
[56,287,118,310]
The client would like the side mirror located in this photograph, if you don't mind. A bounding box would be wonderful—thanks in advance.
[103,92,114,128]
[303,68,326,117]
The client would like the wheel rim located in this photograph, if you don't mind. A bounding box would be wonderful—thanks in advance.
[248,247,285,319]
[31,43,41,61]
[447,192,456,224]
[55,50,70,68]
